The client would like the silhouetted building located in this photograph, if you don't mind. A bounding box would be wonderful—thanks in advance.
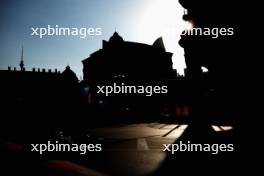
[82,32,175,85]
[82,32,177,118]
[0,63,81,141]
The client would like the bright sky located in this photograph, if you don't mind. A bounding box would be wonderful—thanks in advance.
[0,0,190,78]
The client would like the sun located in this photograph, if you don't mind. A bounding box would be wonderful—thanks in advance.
[134,0,191,75]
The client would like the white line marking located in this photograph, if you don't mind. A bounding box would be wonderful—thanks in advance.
[137,138,149,151]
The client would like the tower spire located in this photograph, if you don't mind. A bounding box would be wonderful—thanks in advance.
[19,46,25,71]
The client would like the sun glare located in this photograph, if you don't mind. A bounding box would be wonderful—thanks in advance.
[134,0,190,75]
[182,21,194,31]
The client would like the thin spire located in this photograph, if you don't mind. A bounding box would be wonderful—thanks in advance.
[21,46,24,61]
[19,46,25,71]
